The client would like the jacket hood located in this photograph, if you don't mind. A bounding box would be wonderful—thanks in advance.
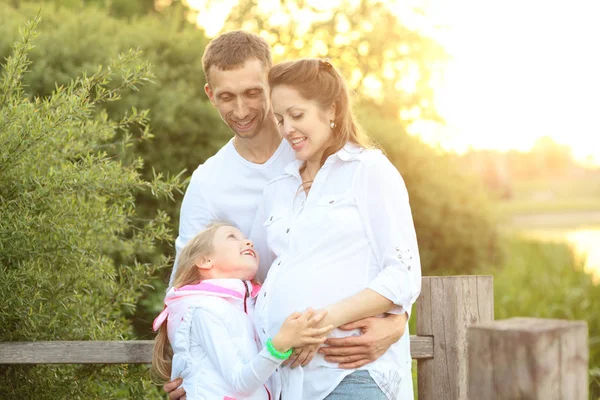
[152,279,261,341]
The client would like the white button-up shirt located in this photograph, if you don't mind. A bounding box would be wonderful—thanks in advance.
[250,143,421,400]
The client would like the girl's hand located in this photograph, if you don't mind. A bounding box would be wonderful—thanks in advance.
[272,308,334,352]
[284,343,320,368]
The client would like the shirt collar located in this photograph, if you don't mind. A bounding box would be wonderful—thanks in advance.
[152,279,260,331]
[331,142,364,162]
[284,142,365,178]
[175,278,260,298]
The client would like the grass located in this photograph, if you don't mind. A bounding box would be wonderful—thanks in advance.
[477,236,600,399]
[498,198,600,216]
[496,174,600,217]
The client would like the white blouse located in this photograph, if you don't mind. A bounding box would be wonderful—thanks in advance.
[250,143,421,400]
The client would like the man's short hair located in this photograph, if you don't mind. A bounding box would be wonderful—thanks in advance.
[202,30,272,85]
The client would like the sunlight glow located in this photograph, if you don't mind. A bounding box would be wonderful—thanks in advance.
[186,0,600,166]
[413,0,600,166]
[186,0,237,36]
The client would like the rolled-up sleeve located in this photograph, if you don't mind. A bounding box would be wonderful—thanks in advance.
[354,152,421,317]
[191,307,282,395]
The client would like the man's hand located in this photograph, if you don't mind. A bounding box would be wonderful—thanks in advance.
[163,378,186,400]
[318,313,407,369]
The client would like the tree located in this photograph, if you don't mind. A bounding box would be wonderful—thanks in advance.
[530,135,574,176]
[359,107,500,275]
[0,18,181,398]
[0,0,233,337]
[1,2,500,338]
[13,0,159,18]
[196,0,447,121]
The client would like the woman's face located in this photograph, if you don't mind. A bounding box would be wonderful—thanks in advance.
[271,85,334,165]
[204,225,259,280]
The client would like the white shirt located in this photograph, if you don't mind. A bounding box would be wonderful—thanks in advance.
[170,138,295,286]
[250,143,421,400]
[157,279,282,400]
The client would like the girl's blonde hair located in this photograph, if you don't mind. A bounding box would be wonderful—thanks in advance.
[151,221,234,383]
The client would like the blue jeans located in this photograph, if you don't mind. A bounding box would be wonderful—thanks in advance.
[324,371,388,400]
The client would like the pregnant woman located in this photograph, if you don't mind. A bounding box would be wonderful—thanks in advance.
[250,58,422,400]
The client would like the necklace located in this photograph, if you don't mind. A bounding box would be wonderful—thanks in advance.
[300,166,315,195]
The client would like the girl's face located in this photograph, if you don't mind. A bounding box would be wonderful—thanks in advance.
[204,225,259,280]
[271,85,335,165]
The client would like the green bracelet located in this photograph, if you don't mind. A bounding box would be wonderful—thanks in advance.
[266,338,293,360]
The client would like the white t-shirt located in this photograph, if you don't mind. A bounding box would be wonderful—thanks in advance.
[170,138,295,286]
[250,143,421,400]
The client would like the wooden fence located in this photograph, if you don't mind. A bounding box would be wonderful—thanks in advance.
[0,276,589,399]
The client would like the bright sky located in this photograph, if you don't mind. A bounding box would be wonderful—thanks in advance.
[412,0,600,166]
[187,0,600,166]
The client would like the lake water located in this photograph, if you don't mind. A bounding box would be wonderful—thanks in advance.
[521,227,600,283]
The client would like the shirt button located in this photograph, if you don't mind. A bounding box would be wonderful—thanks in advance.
[262,328,266,334]
[408,266,411,271]
[263,291,267,297]
[270,216,273,221]
[286,228,290,233]
[278,261,281,266]
[329,200,334,204]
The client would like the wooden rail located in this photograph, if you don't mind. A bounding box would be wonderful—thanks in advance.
[0,336,434,364]
[0,276,589,400]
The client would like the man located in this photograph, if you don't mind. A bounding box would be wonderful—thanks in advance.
[164,30,408,400]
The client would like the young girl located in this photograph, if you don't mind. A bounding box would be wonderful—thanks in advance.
[152,222,333,400]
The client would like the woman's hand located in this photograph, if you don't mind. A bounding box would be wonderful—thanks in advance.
[282,308,336,368]
[318,313,407,369]
[272,308,334,352]
[284,343,320,368]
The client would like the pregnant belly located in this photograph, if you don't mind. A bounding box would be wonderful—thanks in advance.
[263,260,367,339]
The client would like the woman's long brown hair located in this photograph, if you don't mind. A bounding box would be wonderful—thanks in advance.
[268,58,374,179]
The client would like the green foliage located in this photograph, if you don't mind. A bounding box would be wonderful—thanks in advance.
[219,0,447,121]
[0,2,231,305]
[1,0,499,334]
[496,172,600,218]
[0,1,226,180]
[14,0,158,19]
[360,108,500,275]
[0,18,182,398]
[479,236,600,398]
[2,4,593,398]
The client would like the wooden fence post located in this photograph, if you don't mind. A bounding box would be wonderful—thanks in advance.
[468,317,588,400]
[416,275,494,400]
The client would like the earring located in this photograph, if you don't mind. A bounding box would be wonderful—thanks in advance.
[330,120,336,129]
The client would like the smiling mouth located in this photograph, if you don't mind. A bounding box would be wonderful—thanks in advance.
[232,117,256,130]
[290,137,307,145]
[241,249,256,258]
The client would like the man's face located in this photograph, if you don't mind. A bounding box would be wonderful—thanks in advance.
[205,58,271,140]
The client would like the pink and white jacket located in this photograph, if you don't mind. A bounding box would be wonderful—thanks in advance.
[153,279,282,400]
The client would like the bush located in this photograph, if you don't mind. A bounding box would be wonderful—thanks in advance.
[0,1,229,225]
[479,236,600,398]
[1,2,500,337]
[3,2,501,275]
[360,108,500,275]
[0,18,182,398]
[0,1,231,335]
